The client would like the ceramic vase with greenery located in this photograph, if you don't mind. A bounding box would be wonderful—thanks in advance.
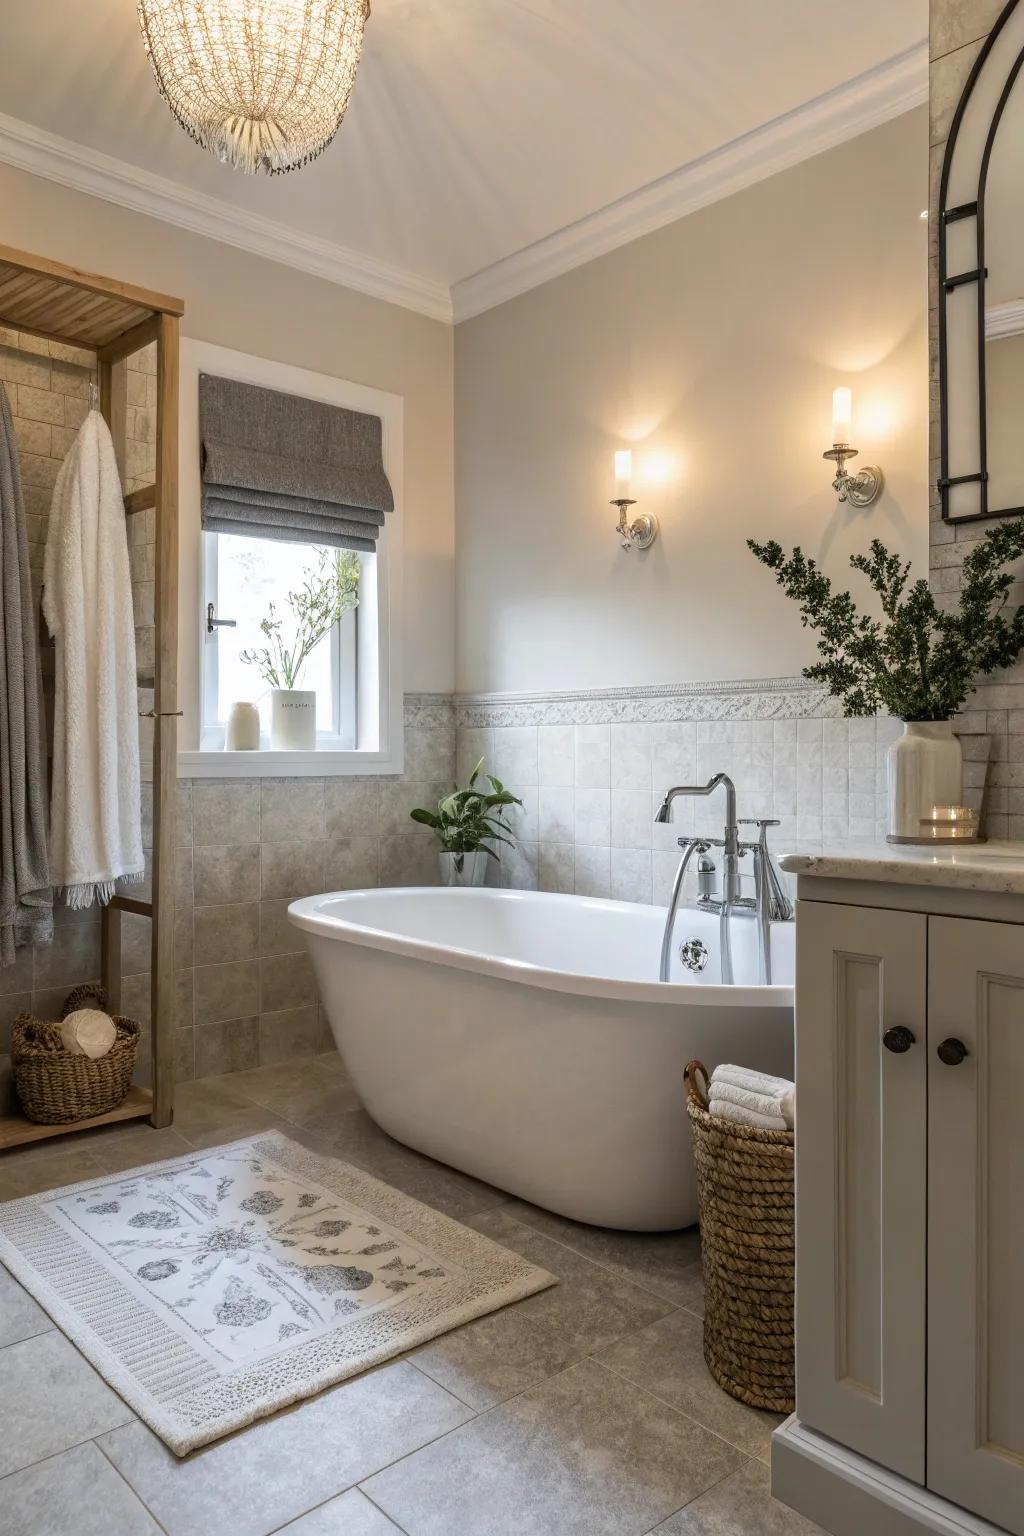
[748,523,1024,840]
[240,549,360,749]
[410,760,523,886]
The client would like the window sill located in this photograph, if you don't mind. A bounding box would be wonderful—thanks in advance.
[177,747,404,779]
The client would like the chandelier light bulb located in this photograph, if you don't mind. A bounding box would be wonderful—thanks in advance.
[138,0,371,175]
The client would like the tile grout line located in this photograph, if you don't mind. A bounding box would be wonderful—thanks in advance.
[93,1434,173,1536]
[637,1454,758,1536]
[593,1353,773,1466]
[495,1204,702,1310]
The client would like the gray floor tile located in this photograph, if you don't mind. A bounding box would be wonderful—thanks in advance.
[171,1077,289,1148]
[0,1331,134,1477]
[0,1145,107,1200]
[596,1308,782,1462]
[276,1487,404,1534]
[364,1357,744,1536]
[232,1058,362,1129]
[0,1263,51,1348]
[650,1458,826,1533]
[98,1360,473,1536]
[413,1207,675,1409]
[83,1124,194,1175]
[504,1198,705,1311]
[329,1107,509,1222]
[1,1442,161,1536]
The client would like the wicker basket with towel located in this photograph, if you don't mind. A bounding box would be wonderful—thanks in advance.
[685,1058,795,1413]
[11,983,140,1124]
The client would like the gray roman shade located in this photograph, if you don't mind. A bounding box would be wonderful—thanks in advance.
[199,374,394,552]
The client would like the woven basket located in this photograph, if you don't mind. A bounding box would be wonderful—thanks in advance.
[685,1059,795,1413]
[12,984,140,1125]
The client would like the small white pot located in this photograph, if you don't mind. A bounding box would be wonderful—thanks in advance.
[439,850,490,887]
[886,721,963,842]
[270,689,316,751]
[225,701,260,751]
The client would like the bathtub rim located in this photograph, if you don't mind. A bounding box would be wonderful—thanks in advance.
[288,886,794,1008]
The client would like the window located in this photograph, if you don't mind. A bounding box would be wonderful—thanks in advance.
[177,338,404,777]
[202,532,364,751]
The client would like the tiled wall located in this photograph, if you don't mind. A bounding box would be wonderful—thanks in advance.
[154,700,454,1083]
[455,680,1016,901]
[455,687,897,905]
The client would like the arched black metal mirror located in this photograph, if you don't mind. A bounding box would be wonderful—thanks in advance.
[939,0,1024,522]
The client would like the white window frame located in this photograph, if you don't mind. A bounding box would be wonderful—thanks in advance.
[177,338,404,778]
[200,533,361,751]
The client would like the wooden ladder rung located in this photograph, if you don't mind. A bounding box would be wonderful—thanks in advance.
[107,894,152,918]
[124,484,156,516]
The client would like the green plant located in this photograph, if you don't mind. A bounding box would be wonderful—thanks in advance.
[239,549,360,690]
[748,523,1024,720]
[410,759,523,867]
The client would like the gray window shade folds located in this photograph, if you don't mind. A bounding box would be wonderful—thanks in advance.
[199,374,394,552]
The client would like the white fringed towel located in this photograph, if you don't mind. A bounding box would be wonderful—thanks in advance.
[43,411,143,908]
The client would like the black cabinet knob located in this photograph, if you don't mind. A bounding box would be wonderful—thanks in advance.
[883,1026,915,1054]
[937,1037,969,1067]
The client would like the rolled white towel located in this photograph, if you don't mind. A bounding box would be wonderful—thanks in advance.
[60,1008,117,1059]
[711,1077,795,1129]
[709,1095,790,1132]
[709,1063,795,1129]
[711,1063,793,1101]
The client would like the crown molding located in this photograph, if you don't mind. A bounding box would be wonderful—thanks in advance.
[451,42,928,322]
[0,43,925,330]
[986,299,1024,339]
[0,111,453,324]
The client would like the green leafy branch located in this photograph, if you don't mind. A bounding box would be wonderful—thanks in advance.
[748,521,1024,721]
[410,759,523,864]
[240,549,360,691]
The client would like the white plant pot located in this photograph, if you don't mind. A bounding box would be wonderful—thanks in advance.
[886,721,963,842]
[270,689,316,751]
[439,850,490,887]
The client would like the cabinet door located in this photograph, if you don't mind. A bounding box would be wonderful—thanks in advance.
[795,900,927,1482]
[928,916,1024,1534]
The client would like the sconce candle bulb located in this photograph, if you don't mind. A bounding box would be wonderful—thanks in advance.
[610,449,658,551]
[823,386,883,507]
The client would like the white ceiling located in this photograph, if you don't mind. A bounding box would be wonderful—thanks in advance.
[0,1,927,318]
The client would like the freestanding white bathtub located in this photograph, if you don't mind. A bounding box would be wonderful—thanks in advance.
[288,888,793,1231]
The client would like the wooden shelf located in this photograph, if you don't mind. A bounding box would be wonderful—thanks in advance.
[0,1087,154,1151]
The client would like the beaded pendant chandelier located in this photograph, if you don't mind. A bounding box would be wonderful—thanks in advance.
[138,1,371,175]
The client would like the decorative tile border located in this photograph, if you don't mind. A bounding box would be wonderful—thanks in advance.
[404,693,455,730]
[454,676,841,729]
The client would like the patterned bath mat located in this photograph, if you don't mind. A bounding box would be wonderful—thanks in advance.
[0,1130,556,1455]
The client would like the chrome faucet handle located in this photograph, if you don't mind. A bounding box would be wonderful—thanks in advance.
[737,818,781,830]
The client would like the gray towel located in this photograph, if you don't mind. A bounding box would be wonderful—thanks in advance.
[0,382,52,964]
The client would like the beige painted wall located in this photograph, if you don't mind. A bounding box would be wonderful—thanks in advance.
[0,161,455,694]
[454,108,929,695]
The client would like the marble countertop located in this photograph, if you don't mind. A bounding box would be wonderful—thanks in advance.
[779,839,1024,893]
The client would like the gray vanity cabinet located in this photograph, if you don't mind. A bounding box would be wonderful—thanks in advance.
[794,900,928,1484]
[927,918,1024,1534]
[794,899,1024,1534]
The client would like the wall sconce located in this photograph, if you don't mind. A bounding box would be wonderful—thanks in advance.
[823,387,883,506]
[611,450,659,551]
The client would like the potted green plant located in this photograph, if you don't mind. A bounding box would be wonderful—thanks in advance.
[239,549,360,749]
[410,760,523,886]
[748,524,1024,840]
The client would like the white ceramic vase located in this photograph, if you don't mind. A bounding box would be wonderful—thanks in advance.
[270,689,316,751]
[439,850,489,887]
[886,721,963,842]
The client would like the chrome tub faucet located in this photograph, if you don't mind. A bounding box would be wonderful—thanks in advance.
[656,776,793,985]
